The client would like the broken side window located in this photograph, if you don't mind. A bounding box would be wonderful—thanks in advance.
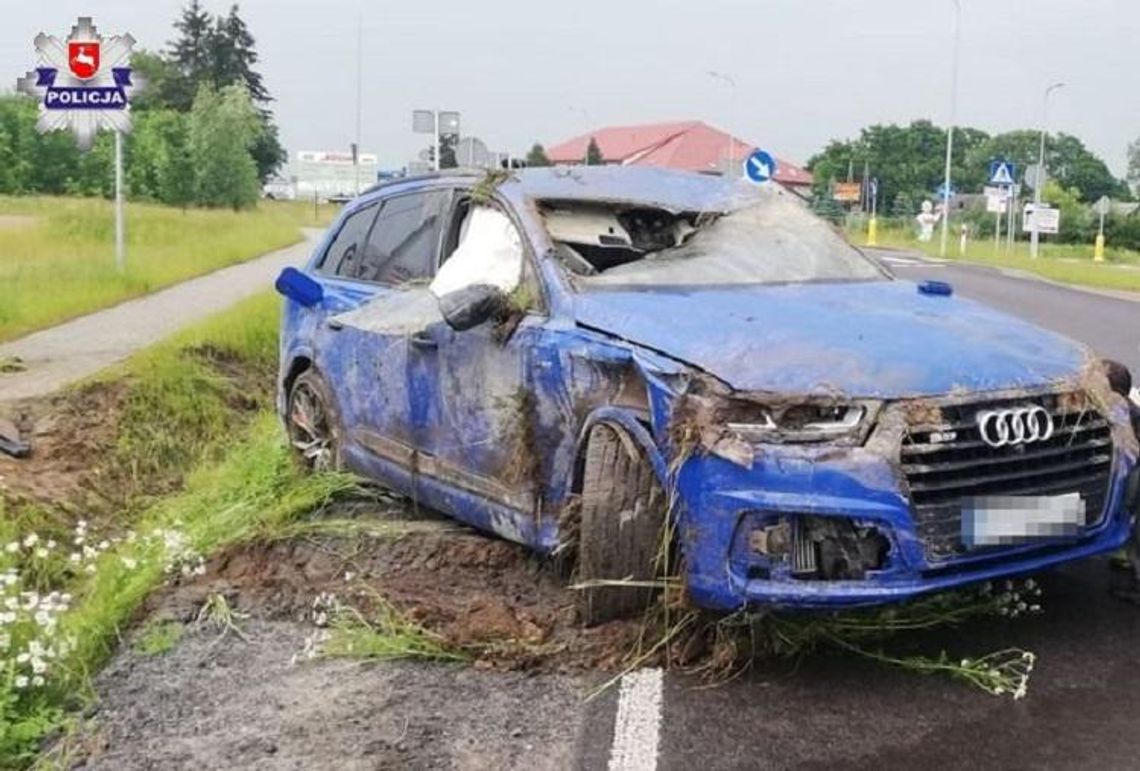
[355,190,449,286]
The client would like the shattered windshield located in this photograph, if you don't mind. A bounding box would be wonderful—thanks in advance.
[543,194,888,288]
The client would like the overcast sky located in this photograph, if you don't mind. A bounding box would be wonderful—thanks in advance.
[4,0,1138,175]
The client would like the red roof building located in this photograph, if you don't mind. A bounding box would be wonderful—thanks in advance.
[546,120,813,190]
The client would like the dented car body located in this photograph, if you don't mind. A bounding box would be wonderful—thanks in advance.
[277,166,1140,610]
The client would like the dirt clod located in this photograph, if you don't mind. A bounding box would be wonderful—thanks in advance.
[148,527,643,673]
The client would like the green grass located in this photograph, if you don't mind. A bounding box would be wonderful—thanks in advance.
[0,416,359,765]
[863,225,1140,293]
[132,621,184,656]
[110,291,282,499]
[322,594,468,664]
[0,290,307,765]
[263,198,340,228]
[0,196,305,342]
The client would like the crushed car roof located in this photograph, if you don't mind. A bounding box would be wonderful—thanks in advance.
[362,166,775,213]
[503,166,771,212]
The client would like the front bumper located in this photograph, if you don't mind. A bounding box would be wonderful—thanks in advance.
[676,437,1138,611]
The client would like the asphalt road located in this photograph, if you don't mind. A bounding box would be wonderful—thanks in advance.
[875,249,1140,374]
[584,250,1140,771]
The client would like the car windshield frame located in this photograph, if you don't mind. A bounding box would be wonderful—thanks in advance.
[556,195,892,291]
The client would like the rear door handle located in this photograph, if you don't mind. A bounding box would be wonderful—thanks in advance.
[326,319,344,331]
[410,332,437,349]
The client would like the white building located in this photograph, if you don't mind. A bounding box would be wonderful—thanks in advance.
[271,150,380,201]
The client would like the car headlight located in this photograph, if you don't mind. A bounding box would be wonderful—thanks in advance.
[726,400,880,445]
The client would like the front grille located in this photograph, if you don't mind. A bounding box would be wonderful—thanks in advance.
[900,392,1114,561]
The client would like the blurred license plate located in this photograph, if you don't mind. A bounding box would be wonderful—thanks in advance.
[961,493,1085,549]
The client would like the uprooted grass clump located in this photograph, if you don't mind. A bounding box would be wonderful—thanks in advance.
[310,588,468,665]
[593,577,1043,701]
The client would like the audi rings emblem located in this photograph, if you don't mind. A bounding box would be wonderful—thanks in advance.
[975,406,1055,448]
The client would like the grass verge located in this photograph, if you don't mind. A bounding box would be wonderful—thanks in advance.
[863,226,1140,294]
[0,196,305,342]
[0,289,299,765]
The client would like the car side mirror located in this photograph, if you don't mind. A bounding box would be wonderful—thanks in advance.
[437,284,509,331]
[275,267,323,307]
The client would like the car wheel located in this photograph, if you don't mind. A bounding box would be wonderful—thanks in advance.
[286,370,342,472]
[577,422,669,625]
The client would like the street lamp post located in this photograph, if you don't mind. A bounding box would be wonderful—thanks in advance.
[939,0,961,258]
[1030,82,1065,259]
[707,71,737,178]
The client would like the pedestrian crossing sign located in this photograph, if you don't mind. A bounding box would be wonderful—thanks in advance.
[988,160,1016,187]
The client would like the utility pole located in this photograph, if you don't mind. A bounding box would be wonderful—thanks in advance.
[114,130,124,272]
[939,0,962,258]
[353,12,362,194]
[1030,82,1065,258]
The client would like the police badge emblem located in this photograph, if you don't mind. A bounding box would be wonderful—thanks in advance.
[16,17,145,150]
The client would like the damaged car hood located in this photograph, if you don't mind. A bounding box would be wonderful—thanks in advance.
[573,280,1088,397]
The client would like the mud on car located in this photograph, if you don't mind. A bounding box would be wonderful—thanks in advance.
[275,166,1140,623]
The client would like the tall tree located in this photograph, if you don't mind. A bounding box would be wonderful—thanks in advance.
[807,120,987,210]
[211,5,270,104]
[526,143,551,167]
[189,83,261,209]
[585,137,603,165]
[162,2,284,182]
[128,50,179,111]
[970,130,1127,202]
[165,0,214,110]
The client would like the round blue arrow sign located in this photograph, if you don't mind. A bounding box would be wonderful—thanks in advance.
[744,149,777,184]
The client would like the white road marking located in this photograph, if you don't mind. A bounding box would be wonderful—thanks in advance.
[608,667,663,771]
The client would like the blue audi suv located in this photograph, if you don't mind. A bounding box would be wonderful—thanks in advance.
[275,166,1140,623]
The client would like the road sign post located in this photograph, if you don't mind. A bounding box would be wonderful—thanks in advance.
[986,162,1018,257]
[743,149,776,185]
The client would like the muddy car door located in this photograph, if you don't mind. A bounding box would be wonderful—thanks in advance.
[413,196,547,524]
[317,188,452,461]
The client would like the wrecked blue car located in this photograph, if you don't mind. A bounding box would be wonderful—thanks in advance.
[276,166,1140,623]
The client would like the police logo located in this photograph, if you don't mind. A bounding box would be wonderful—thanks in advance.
[16,17,144,150]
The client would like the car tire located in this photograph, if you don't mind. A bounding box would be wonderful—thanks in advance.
[577,422,669,625]
[285,369,343,472]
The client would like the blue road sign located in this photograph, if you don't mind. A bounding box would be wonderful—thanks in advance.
[988,160,1016,186]
[744,149,777,184]
[935,181,957,200]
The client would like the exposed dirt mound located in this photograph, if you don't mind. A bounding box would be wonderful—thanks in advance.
[0,345,271,524]
[147,525,645,673]
[0,379,128,517]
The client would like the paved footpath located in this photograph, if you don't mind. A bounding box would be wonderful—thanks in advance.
[0,232,317,404]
